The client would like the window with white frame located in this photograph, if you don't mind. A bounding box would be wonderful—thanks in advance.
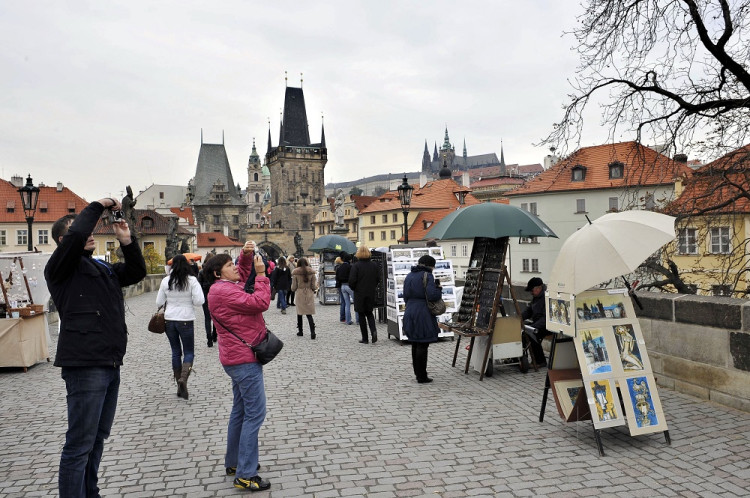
[521,202,528,212]
[392,213,398,222]
[522,258,530,272]
[381,231,386,240]
[0,230,5,245]
[382,215,388,223]
[529,202,537,215]
[678,228,698,254]
[461,244,468,257]
[450,245,457,257]
[576,199,586,213]
[531,259,539,272]
[17,229,27,246]
[519,236,538,244]
[38,229,49,245]
[390,230,396,239]
[368,232,375,241]
[608,197,618,212]
[709,227,730,254]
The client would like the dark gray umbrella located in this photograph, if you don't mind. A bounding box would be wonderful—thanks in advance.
[425,203,557,240]
[308,234,357,254]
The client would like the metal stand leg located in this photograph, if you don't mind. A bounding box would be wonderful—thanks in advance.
[594,429,605,456]
[664,430,671,445]
[452,334,462,367]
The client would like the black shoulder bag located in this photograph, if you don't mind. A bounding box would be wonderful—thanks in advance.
[211,314,283,365]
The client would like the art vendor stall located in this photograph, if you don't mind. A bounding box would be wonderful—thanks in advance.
[0,253,51,370]
[540,211,676,455]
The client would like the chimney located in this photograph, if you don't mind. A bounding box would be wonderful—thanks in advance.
[56,181,64,192]
[10,175,23,187]
[674,153,688,163]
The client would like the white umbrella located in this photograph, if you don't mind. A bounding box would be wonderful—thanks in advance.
[547,211,676,295]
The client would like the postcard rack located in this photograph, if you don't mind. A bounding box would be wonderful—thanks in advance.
[0,256,35,317]
[539,289,671,456]
[443,237,524,380]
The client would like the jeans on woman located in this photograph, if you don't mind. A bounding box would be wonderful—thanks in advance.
[276,289,287,310]
[59,366,120,498]
[165,320,195,370]
[223,362,266,478]
[341,283,354,324]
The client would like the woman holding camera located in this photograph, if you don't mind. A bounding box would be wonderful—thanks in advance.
[155,254,205,399]
[203,241,271,492]
[402,255,442,383]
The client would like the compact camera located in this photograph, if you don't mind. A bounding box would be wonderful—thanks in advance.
[111,210,125,222]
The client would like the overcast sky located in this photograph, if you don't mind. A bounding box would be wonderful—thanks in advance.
[1,1,606,202]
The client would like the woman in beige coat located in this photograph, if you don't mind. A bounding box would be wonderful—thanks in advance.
[291,258,318,339]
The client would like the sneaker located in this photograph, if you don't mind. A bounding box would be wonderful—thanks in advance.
[226,464,260,476]
[281,309,286,314]
[234,476,270,491]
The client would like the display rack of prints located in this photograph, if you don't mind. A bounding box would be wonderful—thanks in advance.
[541,288,670,456]
[317,251,340,305]
[385,247,455,341]
[0,256,36,318]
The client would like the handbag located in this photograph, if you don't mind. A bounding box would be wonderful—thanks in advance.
[423,272,447,316]
[148,304,166,333]
[211,314,284,365]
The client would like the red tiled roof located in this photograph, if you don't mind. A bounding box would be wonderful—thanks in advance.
[0,179,88,223]
[470,176,525,188]
[197,232,244,248]
[359,178,480,214]
[664,145,750,215]
[170,206,195,225]
[352,195,377,211]
[505,141,693,196]
[407,208,455,242]
[93,209,192,235]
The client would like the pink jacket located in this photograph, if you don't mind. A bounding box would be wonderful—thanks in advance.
[208,251,271,366]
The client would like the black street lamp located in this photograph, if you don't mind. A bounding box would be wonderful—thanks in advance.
[17,174,40,252]
[396,174,413,244]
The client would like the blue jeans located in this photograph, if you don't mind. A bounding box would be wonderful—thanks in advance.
[165,320,195,370]
[339,289,346,321]
[276,289,287,310]
[341,284,354,324]
[59,366,120,498]
[223,362,266,478]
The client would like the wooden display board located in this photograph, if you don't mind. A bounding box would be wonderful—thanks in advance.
[540,289,670,455]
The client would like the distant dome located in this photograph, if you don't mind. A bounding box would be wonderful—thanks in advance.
[261,165,270,177]
[438,162,452,179]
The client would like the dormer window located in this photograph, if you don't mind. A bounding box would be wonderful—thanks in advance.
[609,161,624,179]
[142,217,154,228]
[571,165,586,182]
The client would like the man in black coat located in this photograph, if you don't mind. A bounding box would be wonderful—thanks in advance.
[521,276,550,367]
[45,198,146,497]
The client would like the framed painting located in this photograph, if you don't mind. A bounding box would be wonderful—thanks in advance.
[547,368,589,421]
[575,327,613,375]
[546,292,574,337]
[555,379,585,420]
[393,262,413,274]
[622,373,668,436]
[583,378,626,429]
[391,249,413,261]
[611,323,651,373]
[575,289,632,325]
[428,246,444,259]
[411,248,430,259]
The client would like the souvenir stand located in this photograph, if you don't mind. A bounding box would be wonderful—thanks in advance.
[441,237,528,380]
[370,249,388,323]
[317,251,340,305]
[0,254,50,371]
[540,288,670,456]
[386,246,456,341]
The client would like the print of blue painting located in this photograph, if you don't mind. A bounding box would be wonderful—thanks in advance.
[626,376,658,428]
[580,328,612,374]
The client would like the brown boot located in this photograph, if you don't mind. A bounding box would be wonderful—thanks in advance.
[173,367,181,396]
[177,362,192,400]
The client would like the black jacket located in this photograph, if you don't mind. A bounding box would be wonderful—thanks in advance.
[335,262,351,288]
[349,259,380,312]
[270,266,292,291]
[45,201,147,367]
[522,288,547,333]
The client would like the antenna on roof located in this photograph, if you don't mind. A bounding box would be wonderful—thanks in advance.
[285,70,288,87]
[300,72,303,88]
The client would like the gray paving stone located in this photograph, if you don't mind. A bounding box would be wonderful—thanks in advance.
[1,290,750,496]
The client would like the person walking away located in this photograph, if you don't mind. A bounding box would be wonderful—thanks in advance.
[336,253,354,325]
[156,254,205,399]
[333,256,345,322]
[291,257,318,339]
[522,277,551,367]
[45,197,147,497]
[269,257,292,314]
[198,253,217,347]
[402,255,442,383]
[286,255,297,305]
[349,245,381,344]
[204,242,272,492]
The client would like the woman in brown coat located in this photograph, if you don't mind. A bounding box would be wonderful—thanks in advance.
[291,258,318,339]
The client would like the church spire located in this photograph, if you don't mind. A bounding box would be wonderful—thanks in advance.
[320,117,326,148]
[266,120,273,154]
[499,139,507,176]
[463,138,467,157]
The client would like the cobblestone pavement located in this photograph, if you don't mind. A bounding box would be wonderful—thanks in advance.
[1,290,749,497]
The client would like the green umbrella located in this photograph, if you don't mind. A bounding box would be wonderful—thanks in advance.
[308,234,357,254]
[425,203,557,240]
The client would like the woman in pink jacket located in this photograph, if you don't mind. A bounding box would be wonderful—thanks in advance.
[203,241,271,492]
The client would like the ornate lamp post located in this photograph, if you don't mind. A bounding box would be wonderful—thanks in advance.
[17,174,40,252]
[397,175,414,244]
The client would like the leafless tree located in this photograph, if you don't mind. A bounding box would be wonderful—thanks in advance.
[546,0,750,295]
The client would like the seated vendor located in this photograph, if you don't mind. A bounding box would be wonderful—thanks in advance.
[521,277,551,367]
